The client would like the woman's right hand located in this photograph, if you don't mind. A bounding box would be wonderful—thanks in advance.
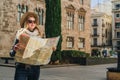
[13,44,19,51]
[13,43,25,51]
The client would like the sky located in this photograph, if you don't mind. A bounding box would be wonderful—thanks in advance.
[91,0,104,8]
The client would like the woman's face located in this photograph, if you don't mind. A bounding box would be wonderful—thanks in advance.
[27,17,36,31]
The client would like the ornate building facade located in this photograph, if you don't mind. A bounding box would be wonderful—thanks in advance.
[0,0,45,56]
[61,0,91,54]
[112,0,120,52]
[91,10,112,56]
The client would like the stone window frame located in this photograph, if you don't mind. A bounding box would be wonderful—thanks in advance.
[66,5,75,30]
[78,37,85,49]
[17,4,28,22]
[35,7,44,25]
[78,8,86,31]
[66,36,74,48]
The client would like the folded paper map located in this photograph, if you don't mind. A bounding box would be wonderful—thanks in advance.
[15,34,60,65]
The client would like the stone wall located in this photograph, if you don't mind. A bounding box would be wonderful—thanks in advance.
[0,0,45,56]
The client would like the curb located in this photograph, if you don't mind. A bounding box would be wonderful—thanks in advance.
[0,63,15,67]
[0,63,79,68]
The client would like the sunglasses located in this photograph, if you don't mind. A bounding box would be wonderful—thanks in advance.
[27,20,36,24]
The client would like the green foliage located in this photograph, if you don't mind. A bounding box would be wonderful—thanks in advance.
[45,0,62,63]
[61,50,89,58]
[51,51,62,62]
[45,0,61,37]
[45,0,62,50]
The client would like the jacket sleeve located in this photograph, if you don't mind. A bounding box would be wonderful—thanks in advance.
[9,28,25,57]
[9,30,19,57]
[9,39,19,57]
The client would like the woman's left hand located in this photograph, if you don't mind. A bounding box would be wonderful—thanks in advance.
[52,46,56,51]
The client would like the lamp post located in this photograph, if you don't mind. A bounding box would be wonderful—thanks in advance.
[117,51,120,70]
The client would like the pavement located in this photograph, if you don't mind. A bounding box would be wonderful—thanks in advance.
[0,62,117,80]
[0,58,118,80]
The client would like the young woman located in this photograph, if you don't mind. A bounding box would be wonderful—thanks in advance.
[10,12,43,80]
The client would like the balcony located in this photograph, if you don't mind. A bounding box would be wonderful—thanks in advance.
[91,44,101,47]
[112,8,120,12]
[113,37,120,40]
[92,23,98,27]
[115,26,120,29]
[91,34,99,37]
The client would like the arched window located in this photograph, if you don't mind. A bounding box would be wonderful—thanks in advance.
[35,8,44,25]
[78,8,86,31]
[17,4,28,22]
[66,5,75,30]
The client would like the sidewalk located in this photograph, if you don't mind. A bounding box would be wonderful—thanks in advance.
[0,58,79,68]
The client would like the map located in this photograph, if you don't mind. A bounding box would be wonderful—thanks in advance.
[15,34,60,65]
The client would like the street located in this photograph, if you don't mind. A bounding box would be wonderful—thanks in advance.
[0,63,117,80]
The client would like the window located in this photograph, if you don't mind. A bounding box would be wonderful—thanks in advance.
[93,28,97,35]
[117,41,120,45]
[93,19,97,25]
[106,29,107,38]
[115,4,120,9]
[93,38,97,45]
[116,41,120,50]
[102,19,105,27]
[78,15,84,31]
[17,4,28,22]
[78,38,85,48]
[66,37,74,48]
[80,0,83,5]
[115,23,120,28]
[35,8,44,25]
[116,13,120,18]
[67,12,74,29]
[117,32,120,38]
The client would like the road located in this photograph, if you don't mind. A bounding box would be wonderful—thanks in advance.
[0,63,117,80]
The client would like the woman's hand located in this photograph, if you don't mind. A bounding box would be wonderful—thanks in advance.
[13,44,19,51]
[13,43,25,51]
[52,46,56,51]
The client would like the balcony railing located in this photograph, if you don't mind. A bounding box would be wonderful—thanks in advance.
[92,23,98,26]
[91,34,99,37]
[91,44,101,47]
[115,26,120,29]
[112,8,120,11]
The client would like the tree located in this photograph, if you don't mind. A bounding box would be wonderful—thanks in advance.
[45,0,62,62]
